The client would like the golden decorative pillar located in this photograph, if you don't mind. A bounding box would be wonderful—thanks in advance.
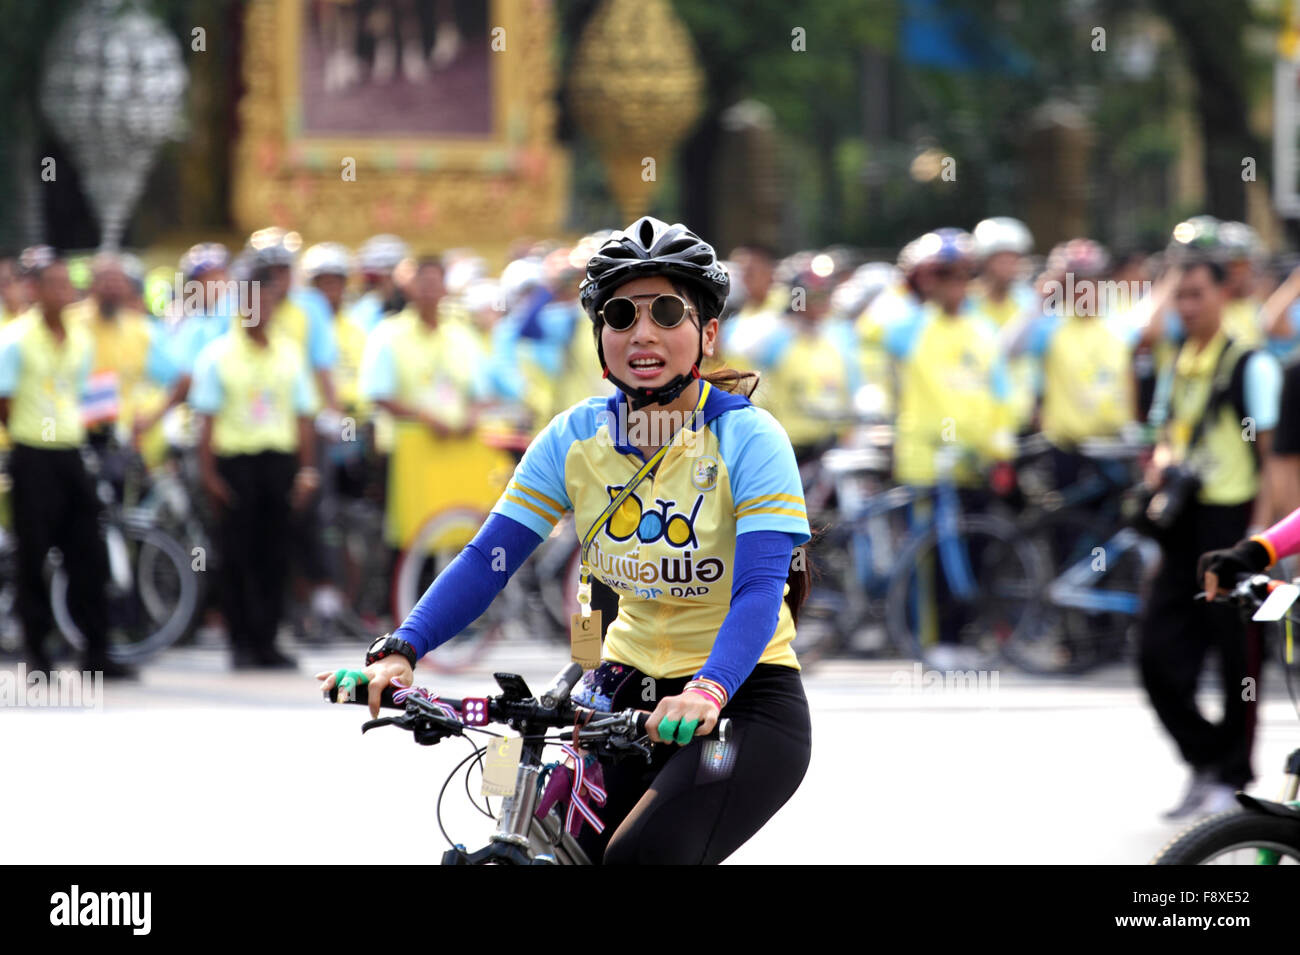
[568,0,704,221]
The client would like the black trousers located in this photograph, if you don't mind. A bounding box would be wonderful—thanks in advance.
[8,443,109,661]
[574,664,812,865]
[215,452,297,656]
[1138,500,1263,789]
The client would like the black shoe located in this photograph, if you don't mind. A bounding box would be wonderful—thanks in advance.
[24,648,54,675]
[256,647,298,670]
[84,657,139,681]
[232,647,262,670]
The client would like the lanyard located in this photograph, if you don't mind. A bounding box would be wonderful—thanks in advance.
[575,381,712,617]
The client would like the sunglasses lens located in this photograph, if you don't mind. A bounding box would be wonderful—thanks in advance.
[602,297,637,329]
[651,294,686,327]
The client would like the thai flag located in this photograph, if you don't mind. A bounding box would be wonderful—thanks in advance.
[81,370,120,427]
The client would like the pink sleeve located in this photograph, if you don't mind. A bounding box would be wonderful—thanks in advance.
[1254,507,1300,565]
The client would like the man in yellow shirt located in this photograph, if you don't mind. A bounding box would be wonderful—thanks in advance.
[190,267,319,670]
[359,257,505,548]
[750,260,858,462]
[716,245,787,375]
[65,253,177,446]
[0,248,128,677]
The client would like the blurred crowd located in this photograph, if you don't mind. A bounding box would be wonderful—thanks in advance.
[1,213,1298,683]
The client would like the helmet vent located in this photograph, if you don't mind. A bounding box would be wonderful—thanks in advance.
[637,218,657,249]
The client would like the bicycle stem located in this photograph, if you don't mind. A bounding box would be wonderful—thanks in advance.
[491,736,548,848]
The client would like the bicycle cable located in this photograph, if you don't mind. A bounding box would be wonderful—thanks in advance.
[437,740,490,851]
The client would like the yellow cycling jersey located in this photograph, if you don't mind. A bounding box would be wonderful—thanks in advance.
[0,309,93,449]
[492,382,811,680]
[1034,314,1135,448]
[884,305,1015,485]
[750,319,855,449]
[65,299,173,431]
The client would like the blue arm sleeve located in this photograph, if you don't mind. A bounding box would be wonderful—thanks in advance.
[515,288,555,341]
[187,344,223,414]
[358,333,397,401]
[694,530,800,699]
[393,512,545,659]
[145,322,179,386]
[0,332,21,396]
[1244,351,1282,431]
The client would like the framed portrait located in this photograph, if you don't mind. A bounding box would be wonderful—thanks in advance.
[234,0,567,249]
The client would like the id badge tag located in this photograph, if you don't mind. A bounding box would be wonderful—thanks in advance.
[570,610,602,670]
[481,736,523,797]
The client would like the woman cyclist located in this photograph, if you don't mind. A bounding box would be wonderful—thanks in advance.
[318,217,814,864]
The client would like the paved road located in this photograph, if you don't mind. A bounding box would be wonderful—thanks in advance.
[2,635,1295,864]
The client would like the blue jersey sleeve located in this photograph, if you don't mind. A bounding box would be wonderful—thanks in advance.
[1023,314,1059,358]
[721,406,811,543]
[394,512,546,659]
[294,288,338,370]
[881,311,926,359]
[1244,351,1282,431]
[489,406,575,539]
[694,530,800,699]
[358,331,398,401]
[0,330,21,396]
[188,342,224,415]
[145,321,178,386]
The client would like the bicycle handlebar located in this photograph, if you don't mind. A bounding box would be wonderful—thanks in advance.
[324,669,731,744]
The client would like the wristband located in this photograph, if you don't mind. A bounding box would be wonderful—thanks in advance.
[684,686,724,710]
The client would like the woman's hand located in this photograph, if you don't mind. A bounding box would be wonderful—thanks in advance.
[645,691,720,745]
[316,655,414,719]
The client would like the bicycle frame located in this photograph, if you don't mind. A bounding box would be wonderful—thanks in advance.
[442,732,592,866]
[1047,527,1160,616]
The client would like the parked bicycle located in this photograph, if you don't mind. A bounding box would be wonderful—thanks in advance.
[51,443,203,664]
[1004,435,1158,675]
[325,661,730,865]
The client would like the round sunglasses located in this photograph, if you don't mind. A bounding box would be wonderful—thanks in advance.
[599,293,694,331]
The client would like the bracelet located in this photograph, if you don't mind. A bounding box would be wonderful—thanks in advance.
[684,678,727,710]
[685,687,724,710]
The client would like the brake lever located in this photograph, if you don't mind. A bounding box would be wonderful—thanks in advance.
[361,715,406,734]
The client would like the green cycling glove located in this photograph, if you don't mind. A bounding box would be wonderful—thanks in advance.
[332,668,368,702]
[657,715,700,745]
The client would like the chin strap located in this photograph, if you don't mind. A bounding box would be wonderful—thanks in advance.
[603,364,700,410]
[597,319,705,410]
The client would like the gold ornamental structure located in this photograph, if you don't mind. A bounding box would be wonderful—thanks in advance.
[567,0,705,221]
[232,0,569,255]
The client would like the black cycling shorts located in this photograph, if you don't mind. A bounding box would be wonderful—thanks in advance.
[573,662,812,865]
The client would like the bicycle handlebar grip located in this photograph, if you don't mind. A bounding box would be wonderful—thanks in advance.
[324,682,401,709]
[634,711,731,743]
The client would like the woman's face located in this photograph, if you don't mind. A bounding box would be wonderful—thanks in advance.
[601,275,717,388]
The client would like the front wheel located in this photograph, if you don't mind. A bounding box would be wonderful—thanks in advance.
[1152,809,1300,864]
[884,514,1044,665]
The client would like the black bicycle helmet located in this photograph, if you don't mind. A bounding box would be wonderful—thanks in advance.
[579,216,730,409]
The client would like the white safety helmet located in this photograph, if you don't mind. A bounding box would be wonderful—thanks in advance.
[356,234,409,273]
[301,242,352,281]
[972,217,1034,258]
[499,256,544,312]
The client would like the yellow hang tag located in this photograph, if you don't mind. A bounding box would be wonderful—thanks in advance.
[481,735,523,797]
[570,610,602,670]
